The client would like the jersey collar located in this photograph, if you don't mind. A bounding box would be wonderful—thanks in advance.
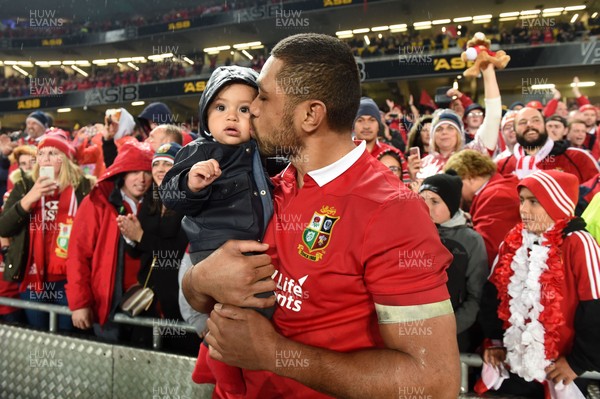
[307,140,366,187]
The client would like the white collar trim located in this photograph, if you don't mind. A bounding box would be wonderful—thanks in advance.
[307,141,366,187]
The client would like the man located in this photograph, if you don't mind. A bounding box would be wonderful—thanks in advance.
[353,97,408,181]
[182,33,460,399]
[145,124,183,151]
[566,119,589,149]
[464,103,484,143]
[580,104,598,135]
[495,111,516,161]
[543,88,569,119]
[496,107,599,183]
[138,101,195,144]
[446,87,475,119]
[137,102,175,135]
[545,114,567,141]
[24,111,49,143]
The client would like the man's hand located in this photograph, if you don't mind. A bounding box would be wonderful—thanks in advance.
[386,99,395,111]
[551,87,562,101]
[188,159,222,192]
[572,76,582,98]
[183,240,276,312]
[205,304,280,371]
[483,347,507,368]
[446,88,463,99]
[72,307,93,329]
[0,134,17,156]
[545,356,577,386]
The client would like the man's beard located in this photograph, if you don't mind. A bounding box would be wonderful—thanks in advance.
[516,128,548,150]
[251,107,304,160]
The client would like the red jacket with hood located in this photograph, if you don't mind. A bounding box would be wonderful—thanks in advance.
[66,142,153,325]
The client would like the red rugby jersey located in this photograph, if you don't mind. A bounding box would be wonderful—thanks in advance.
[239,142,453,398]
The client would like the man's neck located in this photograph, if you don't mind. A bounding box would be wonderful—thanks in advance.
[365,138,377,153]
[293,134,357,189]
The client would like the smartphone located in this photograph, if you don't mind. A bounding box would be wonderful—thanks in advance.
[409,146,421,159]
[39,166,55,182]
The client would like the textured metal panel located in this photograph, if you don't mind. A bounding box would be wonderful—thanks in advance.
[0,325,213,399]
[0,325,112,399]
[113,346,212,399]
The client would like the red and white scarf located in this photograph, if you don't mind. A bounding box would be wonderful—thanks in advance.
[25,186,78,290]
[484,220,585,399]
[513,139,554,180]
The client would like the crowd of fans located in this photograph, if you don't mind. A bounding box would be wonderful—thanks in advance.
[1,16,596,100]
[0,52,269,99]
[348,17,597,57]
[0,36,599,397]
[0,0,290,38]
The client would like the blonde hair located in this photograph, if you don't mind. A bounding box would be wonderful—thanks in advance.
[443,150,497,179]
[32,152,85,192]
[8,145,37,165]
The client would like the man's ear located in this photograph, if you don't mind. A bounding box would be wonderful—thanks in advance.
[301,100,327,134]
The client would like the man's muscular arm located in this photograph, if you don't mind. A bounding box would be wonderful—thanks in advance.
[181,240,276,314]
[206,304,460,399]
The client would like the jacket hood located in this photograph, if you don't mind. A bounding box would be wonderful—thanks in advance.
[138,102,173,128]
[109,108,136,140]
[439,209,468,229]
[98,141,153,183]
[8,168,29,185]
[198,66,259,138]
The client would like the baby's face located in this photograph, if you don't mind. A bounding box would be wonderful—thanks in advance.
[207,83,257,145]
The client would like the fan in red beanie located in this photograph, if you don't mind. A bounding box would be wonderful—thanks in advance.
[478,169,600,398]
[38,129,76,160]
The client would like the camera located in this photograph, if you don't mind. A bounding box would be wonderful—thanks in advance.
[8,130,27,142]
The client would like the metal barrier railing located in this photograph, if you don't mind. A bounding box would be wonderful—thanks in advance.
[1,295,599,394]
[0,296,197,350]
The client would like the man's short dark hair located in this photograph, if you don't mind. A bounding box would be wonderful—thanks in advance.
[271,33,360,133]
[546,114,567,128]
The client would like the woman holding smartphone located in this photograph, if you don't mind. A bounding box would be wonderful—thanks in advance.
[0,130,94,331]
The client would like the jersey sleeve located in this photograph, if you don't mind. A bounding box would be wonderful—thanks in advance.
[362,189,452,307]
[566,231,600,300]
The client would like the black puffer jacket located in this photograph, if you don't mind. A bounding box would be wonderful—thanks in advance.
[160,138,272,253]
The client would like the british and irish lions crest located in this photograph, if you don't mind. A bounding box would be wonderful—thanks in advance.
[55,219,73,259]
[298,206,340,262]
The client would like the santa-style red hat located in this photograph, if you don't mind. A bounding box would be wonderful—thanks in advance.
[579,104,599,116]
[526,100,543,111]
[38,130,75,159]
[517,170,578,221]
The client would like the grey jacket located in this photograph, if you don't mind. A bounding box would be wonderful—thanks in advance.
[437,210,488,334]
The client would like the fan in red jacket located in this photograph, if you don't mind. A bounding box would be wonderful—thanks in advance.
[478,170,600,398]
[66,141,153,333]
[496,107,599,183]
[445,150,521,268]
